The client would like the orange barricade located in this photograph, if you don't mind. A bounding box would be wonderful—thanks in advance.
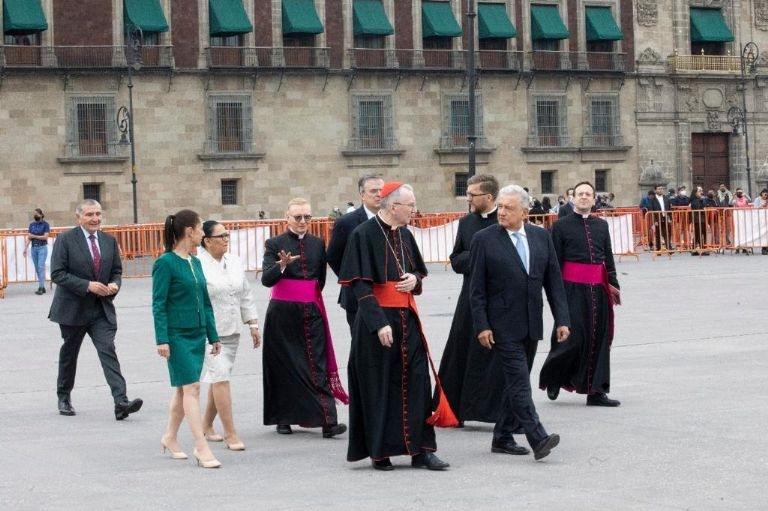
[593,209,641,259]
[527,213,558,228]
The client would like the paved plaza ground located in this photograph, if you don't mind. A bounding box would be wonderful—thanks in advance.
[1,253,766,510]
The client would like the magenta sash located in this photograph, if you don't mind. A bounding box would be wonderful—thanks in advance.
[271,279,349,404]
[561,261,615,343]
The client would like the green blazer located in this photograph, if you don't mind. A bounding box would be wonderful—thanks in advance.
[152,251,219,345]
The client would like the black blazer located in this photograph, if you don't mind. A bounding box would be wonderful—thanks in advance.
[48,227,122,326]
[470,223,570,342]
[649,195,672,219]
[326,206,369,312]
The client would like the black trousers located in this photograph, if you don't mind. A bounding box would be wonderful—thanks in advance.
[655,216,673,249]
[493,337,547,447]
[56,307,127,404]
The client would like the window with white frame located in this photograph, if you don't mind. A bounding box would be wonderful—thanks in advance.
[349,94,395,151]
[442,93,484,149]
[531,95,568,147]
[205,94,253,154]
[585,95,621,147]
[66,96,118,157]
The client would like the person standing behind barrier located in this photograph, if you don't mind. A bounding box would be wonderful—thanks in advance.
[23,208,50,295]
[261,198,348,439]
[690,187,710,256]
[557,188,575,218]
[649,184,674,250]
[198,220,260,451]
[717,183,733,206]
[153,209,222,468]
[436,174,506,429]
[326,175,384,333]
[470,184,569,460]
[49,199,143,420]
[539,181,621,407]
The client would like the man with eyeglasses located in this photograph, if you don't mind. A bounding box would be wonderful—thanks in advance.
[341,182,452,471]
[260,198,348,439]
[435,174,509,433]
[327,174,385,333]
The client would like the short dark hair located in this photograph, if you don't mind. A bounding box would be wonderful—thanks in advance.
[201,219,221,248]
[466,174,500,199]
[573,181,595,195]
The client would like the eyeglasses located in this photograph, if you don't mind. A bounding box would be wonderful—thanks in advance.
[393,202,417,210]
[207,233,230,240]
[466,192,489,198]
[291,215,312,222]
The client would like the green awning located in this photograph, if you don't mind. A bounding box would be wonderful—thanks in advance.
[209,0,253,37]
[690,8,734,43]
[282,0,324,35]
[530,4,569,41]
[124,0,168,33]
[422,1,462,38]
[585,6,623,41]
[478,3,516,39]
[353,0,394,36]
[3,0,48,35]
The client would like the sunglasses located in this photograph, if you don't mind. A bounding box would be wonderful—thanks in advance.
[291,215,312,222]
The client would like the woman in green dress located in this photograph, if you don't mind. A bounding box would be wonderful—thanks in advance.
[152,209,222,468]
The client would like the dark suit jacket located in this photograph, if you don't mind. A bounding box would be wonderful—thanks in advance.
[469,223,570,342]
[649,194,672,219]
[48,227,122,326]
[326,206,369,312]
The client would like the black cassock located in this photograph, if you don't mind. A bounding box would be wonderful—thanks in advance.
[435,209,506,423]
[340,216,437,462]
[539,213,620,395]
[261,231,338,427]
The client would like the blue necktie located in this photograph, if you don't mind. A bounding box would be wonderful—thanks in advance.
[512,232,528,273]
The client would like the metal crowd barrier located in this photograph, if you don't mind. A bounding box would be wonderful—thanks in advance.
[4,208,768,296]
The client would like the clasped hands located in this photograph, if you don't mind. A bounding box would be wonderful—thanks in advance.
[157,342,221,359]
[88,281,119,297]
[395,272,417,293]
[477,326,570,350]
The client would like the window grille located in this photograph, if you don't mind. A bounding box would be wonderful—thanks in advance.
[541,171,555,194]
[349,94,395,150]
[83,183,102,203]
[66,96,118,157]
[595,169,609,192]
[454,172,469,197]
[206,94,253,153]
[221,179,238,205]
[586,95,621,147]
[442,93,484,148]
[533,95,567,147]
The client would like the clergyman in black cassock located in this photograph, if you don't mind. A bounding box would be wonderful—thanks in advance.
[435,174,506,424]
[539,181,621,407]
[261,199,347,437]
[340,182,450,471]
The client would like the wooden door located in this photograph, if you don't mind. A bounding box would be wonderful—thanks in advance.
[691,133,729,190]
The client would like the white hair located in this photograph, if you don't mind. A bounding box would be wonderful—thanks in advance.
[498,184,530,208]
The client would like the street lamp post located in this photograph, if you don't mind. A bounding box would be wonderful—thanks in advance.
[735,42,759,198]
[118,27,142,224]
[466,0,477,179]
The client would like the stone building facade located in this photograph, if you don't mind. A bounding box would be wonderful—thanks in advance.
[4,0,731,228]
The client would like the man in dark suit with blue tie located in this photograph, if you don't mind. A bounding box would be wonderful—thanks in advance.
[326,174,384,331]
[470,184,570,461]
[49,199,142,420]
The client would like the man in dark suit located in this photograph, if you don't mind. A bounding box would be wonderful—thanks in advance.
[649,184,674,250]
[49,199,142,420]
[470,184,571,461]
[326,174,384,331]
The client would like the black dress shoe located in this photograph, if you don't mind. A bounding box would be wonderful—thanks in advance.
[491,440,530,455]
[411,451,449,470]
[276,424,293,435]
[114,398,143,420]
[533,434,560,461]
[372,458,394,471]
[586,393,621,407]
[58,397,75,416]
[547,385,560,401]
[322,423,347,438]
[35,288,45,295]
